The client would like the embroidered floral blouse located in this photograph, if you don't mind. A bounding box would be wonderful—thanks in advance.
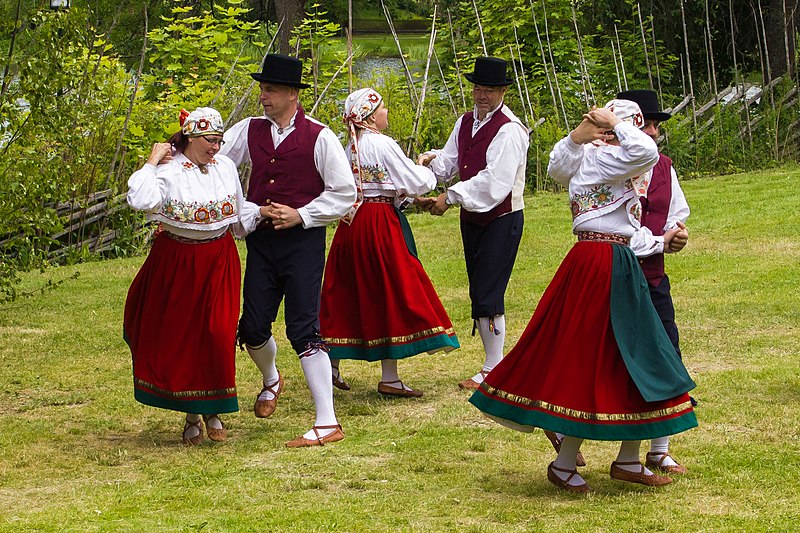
[547,121,659,238]
[347,130,437,204]
[127,152,260,240]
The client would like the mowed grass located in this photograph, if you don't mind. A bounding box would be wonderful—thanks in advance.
[0,164,798,531]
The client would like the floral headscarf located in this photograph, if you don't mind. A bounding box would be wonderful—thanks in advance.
[180,107,224,137]
[341,88,383,224]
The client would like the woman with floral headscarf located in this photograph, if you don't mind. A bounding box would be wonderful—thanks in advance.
[124,107,262,445]
[319,88,459,397]
[469,100,697,493]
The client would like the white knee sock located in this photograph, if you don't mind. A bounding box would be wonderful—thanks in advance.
[552,436,586,486]
[300,347,338,439]
[246,337,279,385]
[472,315,505,382]
[615,440,653,474]
[649,436,679,467]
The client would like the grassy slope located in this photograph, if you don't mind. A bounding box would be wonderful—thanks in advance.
[0,165,798,531]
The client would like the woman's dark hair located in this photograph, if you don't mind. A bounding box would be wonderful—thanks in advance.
[167,130,189,153]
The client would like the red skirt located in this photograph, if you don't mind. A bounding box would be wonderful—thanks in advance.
[123,231,240,414]
[320,202,459,361]
[469,241,696,441]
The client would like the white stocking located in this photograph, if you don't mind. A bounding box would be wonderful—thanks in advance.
[246,337,279,400]
[299,348,338,439]
[552,436,586,486]
[615,440,654,475]
[472,315,505,383]
[649,436,679,467]
[380,359,413,391]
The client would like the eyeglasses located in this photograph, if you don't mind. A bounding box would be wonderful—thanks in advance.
[200,136,225,146]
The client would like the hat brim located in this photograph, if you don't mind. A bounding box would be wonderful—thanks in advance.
[464,73,513,86]
[642,111,672,122]
[250,72,311,89]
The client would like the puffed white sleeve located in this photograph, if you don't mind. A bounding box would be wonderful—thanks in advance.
[665,166,690,229]
[127,163,168,212]
[218,117,252,166]
[630,226,664,257]
[297,128,358,228]
[382,136,437,197]
[547,134,585,187]
[594,122,659,182]
[422,119,462,183]
[222,157,260,238]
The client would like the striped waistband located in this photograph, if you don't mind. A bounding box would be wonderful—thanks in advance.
[164,230,229,244]
[363,196,394,204]
[577,231,630,246]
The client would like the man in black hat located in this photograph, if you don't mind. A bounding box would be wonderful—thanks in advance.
[417,56,529,390]
[619,89,692,475]
[219,53,356,447]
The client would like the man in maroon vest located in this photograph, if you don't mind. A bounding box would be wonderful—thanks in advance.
[417,57,529,390]
[619,89,692,474]
[219,54,356,447]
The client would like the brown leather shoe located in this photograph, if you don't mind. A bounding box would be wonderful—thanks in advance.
[610,461,672,486]
[377,380,423,398]
[285,424,345,448]
[254,372,284,418]
[458,370,488,390]
[332,368,351,391]
[182,418,204,446]
[547,462,591,494]
[202,414,227,442]
[645,452,688,474]
[543,430,587,467]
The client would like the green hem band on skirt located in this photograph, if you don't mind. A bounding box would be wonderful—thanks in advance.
[134,389,239,415]
[469,391,698,441]
[327,332,459,362]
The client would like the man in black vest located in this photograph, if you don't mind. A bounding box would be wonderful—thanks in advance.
[418,57,529,390]
[220,54,356,447]
[620,89,692,474]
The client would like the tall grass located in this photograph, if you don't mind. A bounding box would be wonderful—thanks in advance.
[0,165,798,531]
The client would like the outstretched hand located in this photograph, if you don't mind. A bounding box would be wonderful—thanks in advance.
[428,193,450,216]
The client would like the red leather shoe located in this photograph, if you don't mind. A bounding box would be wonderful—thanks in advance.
[547,462,591,494]
[254,372,283,418]
[610,461,672,486]
[645,452,688,474]
[285,424,345,448]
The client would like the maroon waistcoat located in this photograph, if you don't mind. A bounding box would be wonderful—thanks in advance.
[246,106,325,208]
[639,154,673,286]
[457,110,513,227]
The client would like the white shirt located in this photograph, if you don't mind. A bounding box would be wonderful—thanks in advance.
[422,103,529,213]
[547,121,659,238]
[630,164,690,256]
[126,153,260,240]
[219,111,356,229]
[350,130,437,200]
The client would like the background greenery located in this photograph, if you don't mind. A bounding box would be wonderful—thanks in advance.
[1,164,798,531]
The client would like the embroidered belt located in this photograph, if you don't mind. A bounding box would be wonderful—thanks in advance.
[577,231,630,246]
[164,230,228,244]
[363,196,394,204]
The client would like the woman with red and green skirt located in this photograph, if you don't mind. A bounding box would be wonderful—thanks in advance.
[469,99,697,493]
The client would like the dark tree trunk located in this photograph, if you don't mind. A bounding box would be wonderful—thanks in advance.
[765,0,797,78]
[274,0,306,54]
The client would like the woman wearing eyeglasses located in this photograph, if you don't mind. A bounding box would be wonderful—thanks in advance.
[124,107,262,445]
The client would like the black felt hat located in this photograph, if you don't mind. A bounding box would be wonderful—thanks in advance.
[464,57,513,87]
[250,54,311,89]
[616,89,672,122]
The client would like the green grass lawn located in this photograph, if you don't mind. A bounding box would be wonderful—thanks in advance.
[1,165,799,531]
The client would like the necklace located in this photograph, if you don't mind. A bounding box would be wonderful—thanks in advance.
[197,164,208,175]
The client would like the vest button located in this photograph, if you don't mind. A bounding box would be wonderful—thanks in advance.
[269,179,275,184]
[270,158,276,163]
[463,165,468,169]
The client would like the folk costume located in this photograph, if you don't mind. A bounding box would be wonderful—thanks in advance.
[319,88,459,397]
[420,57,529,389]
[469,99,697,491]
[621,89,693,474]
[124,107,260,443]
[219,54,356,447]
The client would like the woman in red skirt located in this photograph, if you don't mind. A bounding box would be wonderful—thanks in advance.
[124,108,262,444]
[320,88,459,397]
[469,100,697,493]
